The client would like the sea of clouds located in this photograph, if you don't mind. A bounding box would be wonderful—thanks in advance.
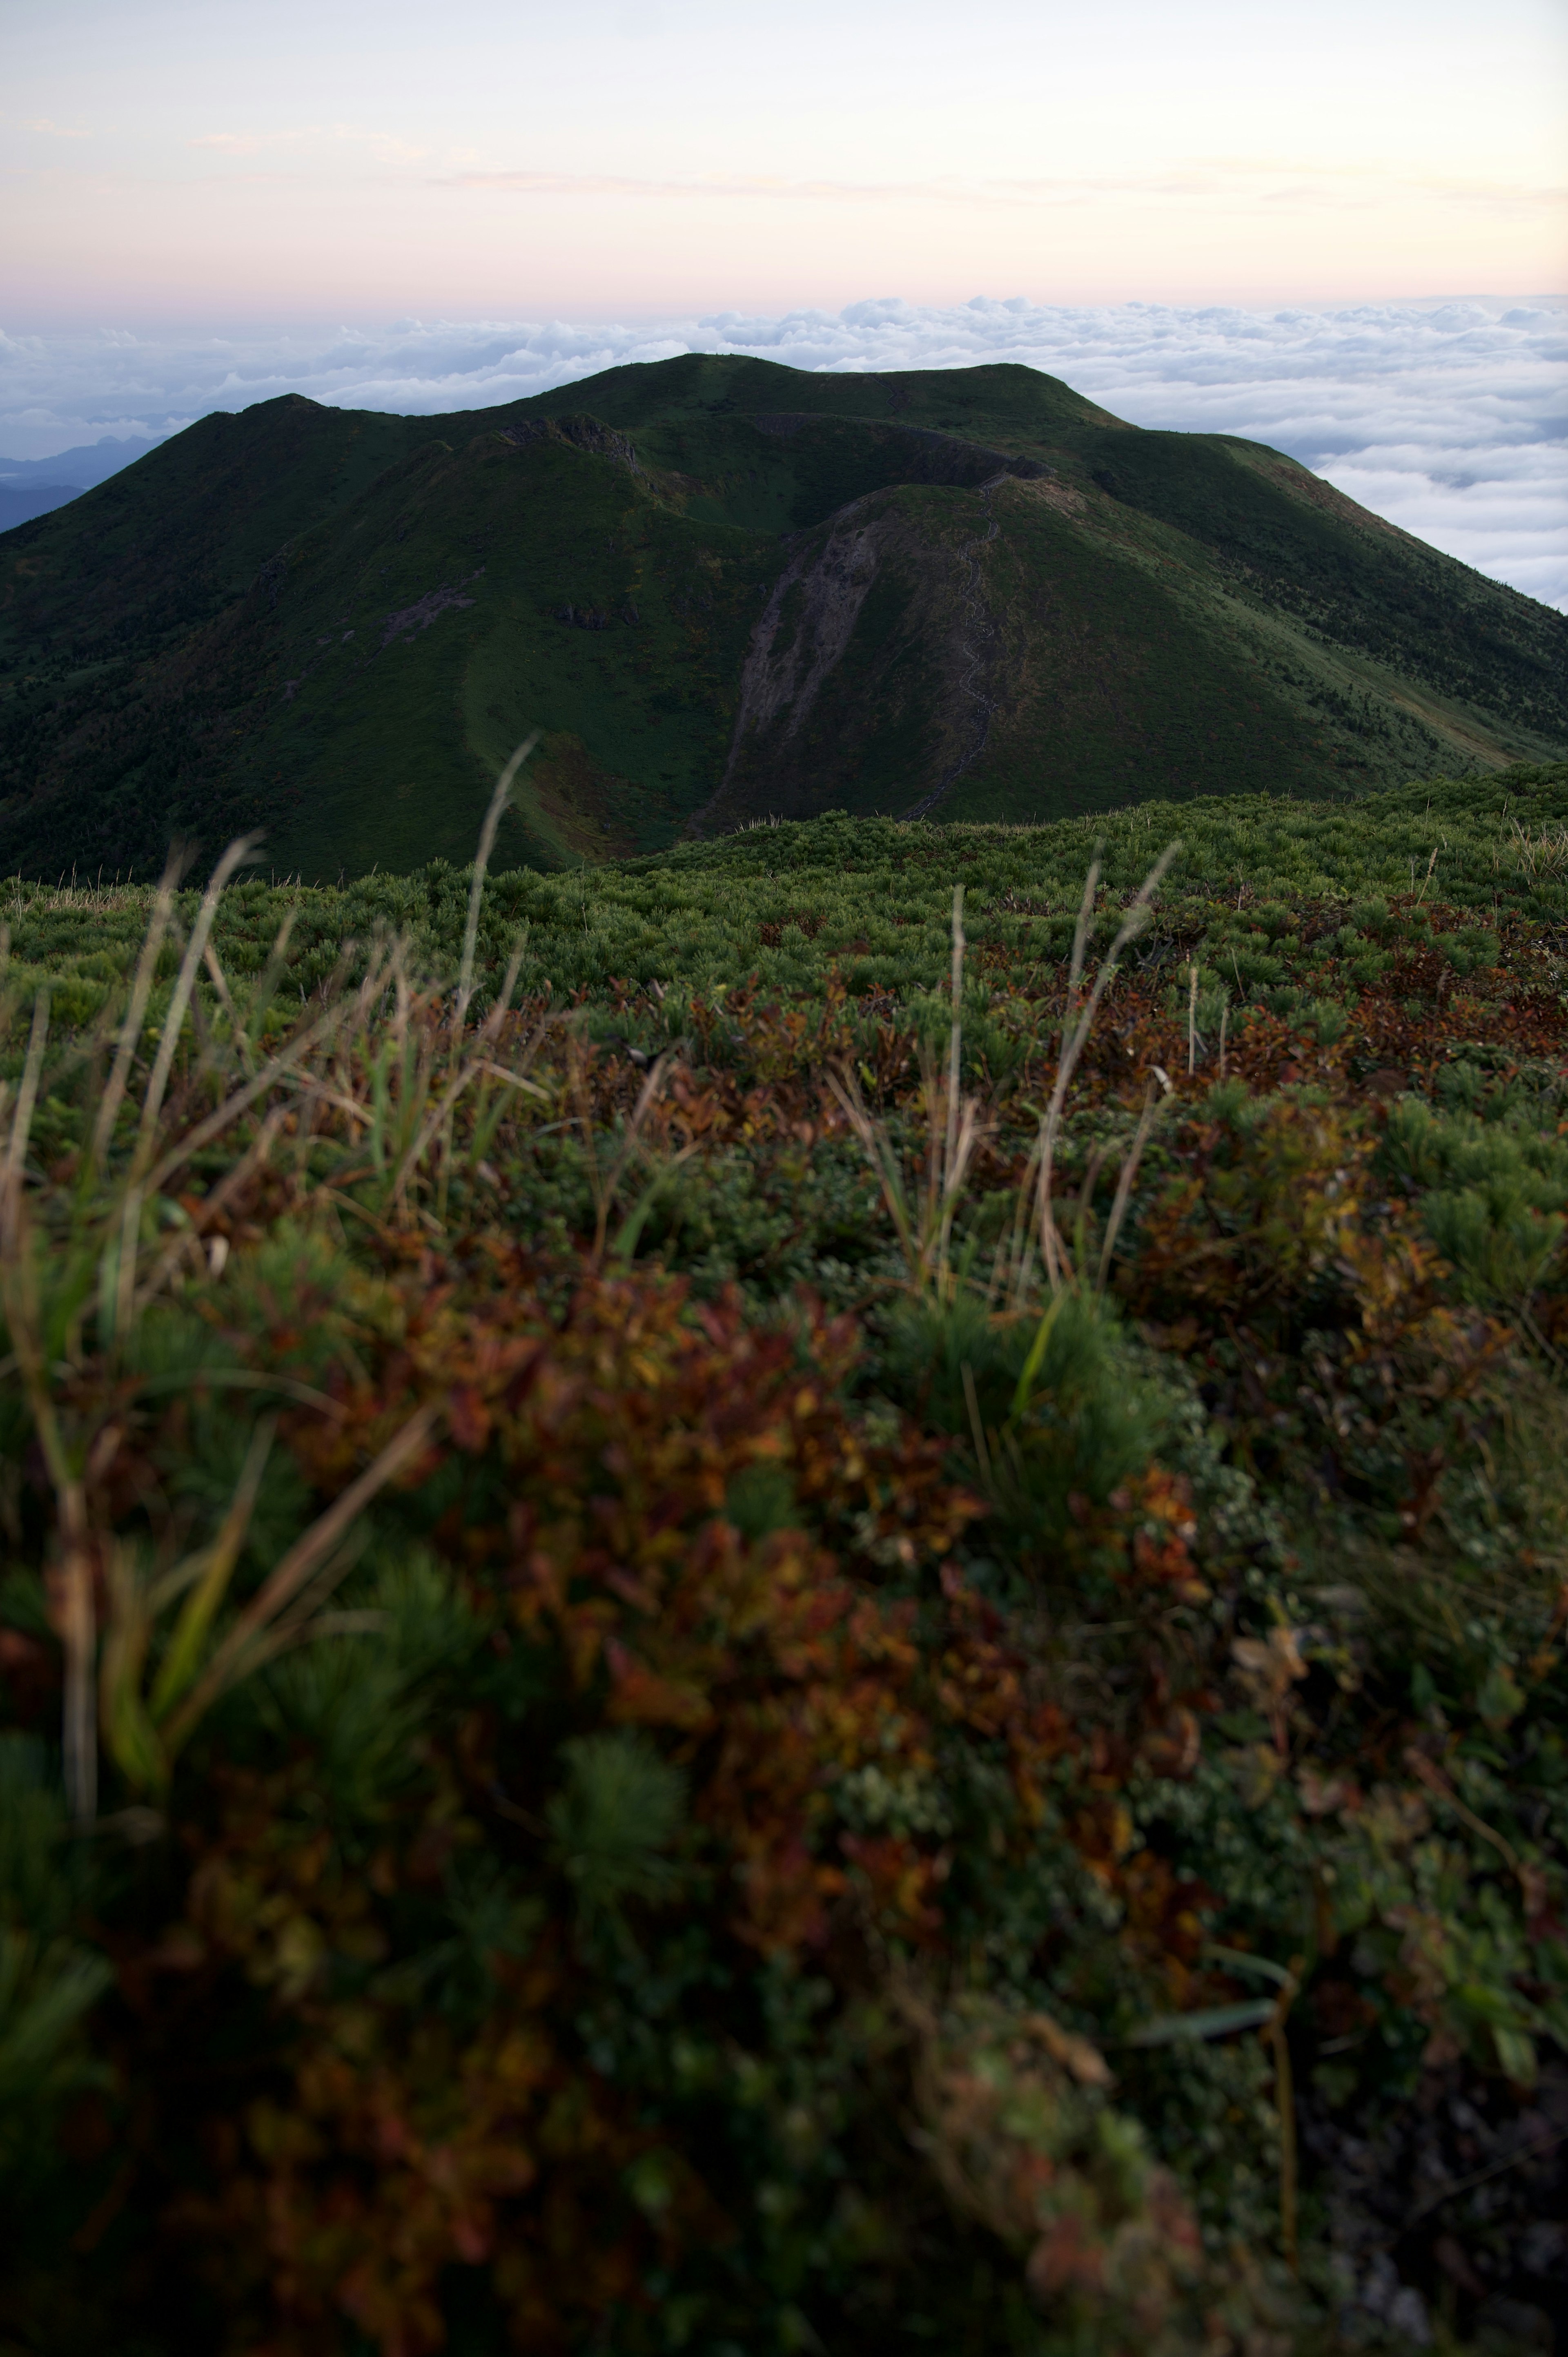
[1,295,1563,608]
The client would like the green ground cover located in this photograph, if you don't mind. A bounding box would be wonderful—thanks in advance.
[4,765,1566,1032]
[3,762,1568,2353]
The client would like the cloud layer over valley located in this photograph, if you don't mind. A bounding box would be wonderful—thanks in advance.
[2,296,1562,608]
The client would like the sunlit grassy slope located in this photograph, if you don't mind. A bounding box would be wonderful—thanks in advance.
[0,357,1562,883]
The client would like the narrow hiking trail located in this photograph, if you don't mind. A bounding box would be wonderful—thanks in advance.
[900,476,1004,821]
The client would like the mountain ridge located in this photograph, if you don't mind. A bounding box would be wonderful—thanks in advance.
[0,358,1561,879]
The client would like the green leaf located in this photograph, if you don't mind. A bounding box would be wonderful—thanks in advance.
[1477,1662,1525,1731]
[1492,2026,1537,2086]
[1125,2000,1276,2047]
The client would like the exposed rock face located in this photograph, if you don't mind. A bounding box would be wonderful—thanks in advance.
[379,569,484,649]
[499,415,643,475]
[727,510,887,753]
[694,488,1007,830]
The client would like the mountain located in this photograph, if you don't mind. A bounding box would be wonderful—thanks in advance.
[0,485,84,532]
[0,436,170,537]
[0,358,1561,879]
[0,434,167,492]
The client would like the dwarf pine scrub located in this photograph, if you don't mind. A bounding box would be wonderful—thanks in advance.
[2,762,1568,2355]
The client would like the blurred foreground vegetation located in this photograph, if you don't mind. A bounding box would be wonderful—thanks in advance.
[3,765,1568,2353]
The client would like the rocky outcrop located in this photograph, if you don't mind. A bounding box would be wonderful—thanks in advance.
[693,486,1009,830]
[499,415,643,475]
[379,569,484,650]
[724,508,887,755]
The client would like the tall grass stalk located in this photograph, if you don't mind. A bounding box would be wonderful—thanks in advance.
[1096,1080,1159,1291]
[826,885,984,1302]
[88,847,183,1171]
[1026,841,1179,1297]
[157,1403,440,1761]
[1,993,99,1823]
[0,794,553,1822]
[831,857,1176,1316]
[441,735,540,1216]
[110,837,262,1343]
[566,1035,691,1267]
[456,734,539,1036]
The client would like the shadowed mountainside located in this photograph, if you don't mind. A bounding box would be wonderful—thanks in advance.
[0,354,1562,878]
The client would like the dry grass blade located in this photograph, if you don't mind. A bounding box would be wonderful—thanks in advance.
[1096,1082,1158,1292]
[1403,1745,1526,1891]
[475,1059,551,1098]
[825,1064,922,1277]
[456,734,540,1036]
[826,884,985,1300]
[162,1399,441,1754]
[136,835,263,1158]
[56,1523,98,1826]
[384,1001,554,1210]
[1032,841,1180,1294]
[935,1083,982,1289]
[111,838,263,1345]
[392,1052,492,1204]
[1508,818,1568,881]
[961,1361,992,1486]
[243,900,300,1036]
[1,1006,97,1820]
[143,948,392,1200]
[479,934,530,1043]
[241,1539,376,1672]
[575,1044,677,1264]
[134,1105,290,1310]
[89,847,183,1169]
[1066,855,1098,995]
[202,940,255,1074]
[148,1418,276,1720]
[944,884,965,1181]
[2,989,50,1244]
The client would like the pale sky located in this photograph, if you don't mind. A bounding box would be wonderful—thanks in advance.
[4,0,1566,321]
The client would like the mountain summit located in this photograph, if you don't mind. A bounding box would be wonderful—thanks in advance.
[1,356,1562,878]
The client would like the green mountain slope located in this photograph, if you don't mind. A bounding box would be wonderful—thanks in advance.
[0,357,1561,879]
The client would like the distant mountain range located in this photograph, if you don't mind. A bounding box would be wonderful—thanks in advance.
[0,434,166,491]
[0,486,82,533]
[0,363,1561,879]
[0,434,167,535]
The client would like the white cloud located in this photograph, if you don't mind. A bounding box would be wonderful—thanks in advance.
[0,297,1561,608]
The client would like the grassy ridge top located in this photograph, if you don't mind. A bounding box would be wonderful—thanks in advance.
[516,351,1120,441]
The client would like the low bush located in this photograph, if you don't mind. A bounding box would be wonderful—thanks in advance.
[4,767,1568,2352]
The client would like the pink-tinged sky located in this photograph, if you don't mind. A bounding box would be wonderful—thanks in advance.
[3,0,1565,321]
